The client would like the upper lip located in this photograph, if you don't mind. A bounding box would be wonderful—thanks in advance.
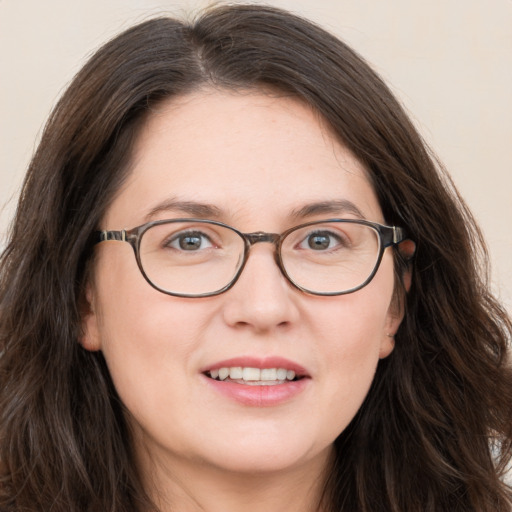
[201,356,309,377]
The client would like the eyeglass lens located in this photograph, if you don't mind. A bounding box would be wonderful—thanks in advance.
[138,220,382,296]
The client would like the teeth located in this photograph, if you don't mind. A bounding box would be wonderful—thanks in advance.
[230,367,243,379]
[209,367,299,383]
[218,367,229,381]
[242,367,260,381]
[261,368,277,380]
[276,368,287,380]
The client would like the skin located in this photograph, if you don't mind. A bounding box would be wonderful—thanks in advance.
[82,89,405,512]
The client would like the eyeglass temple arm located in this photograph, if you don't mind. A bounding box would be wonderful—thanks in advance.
[393,226,407,245]
[95,230,127,243]
[382,226,408,248]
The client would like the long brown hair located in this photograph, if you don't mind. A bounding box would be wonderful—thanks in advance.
[1,5,511,511]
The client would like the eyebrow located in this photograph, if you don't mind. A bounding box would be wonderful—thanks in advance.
[144,199,223,221]
[290,200,367,220]
[144,198,367,223]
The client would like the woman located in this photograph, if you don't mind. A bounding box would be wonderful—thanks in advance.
[0,5,510,511]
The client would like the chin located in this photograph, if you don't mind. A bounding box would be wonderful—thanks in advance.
[196,434,333,476]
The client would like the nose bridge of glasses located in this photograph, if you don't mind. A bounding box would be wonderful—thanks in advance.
[244,232,281,246]
[240,231,288,286]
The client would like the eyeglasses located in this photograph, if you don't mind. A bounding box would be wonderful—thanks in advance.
[94,218,407,298]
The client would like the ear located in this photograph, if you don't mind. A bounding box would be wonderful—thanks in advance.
[79,282,102,352]
[398,239,416,293]
[379,241,415,359]
[379,310,401,359]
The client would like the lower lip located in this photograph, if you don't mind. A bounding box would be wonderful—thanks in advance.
[202,376,309,407]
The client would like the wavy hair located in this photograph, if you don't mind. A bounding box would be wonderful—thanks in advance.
[1,5,511,511]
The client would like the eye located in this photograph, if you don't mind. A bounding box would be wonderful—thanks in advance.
[167,231,214,251]
[299,230,344,251]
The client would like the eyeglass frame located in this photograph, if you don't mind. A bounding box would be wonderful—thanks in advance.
[94,218,408,298]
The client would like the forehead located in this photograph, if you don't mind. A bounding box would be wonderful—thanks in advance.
[103,89,382,229]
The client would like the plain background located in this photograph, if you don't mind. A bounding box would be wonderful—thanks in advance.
[0,0,511,313]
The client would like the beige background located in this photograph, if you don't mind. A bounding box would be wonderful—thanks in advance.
[0,0,511,312]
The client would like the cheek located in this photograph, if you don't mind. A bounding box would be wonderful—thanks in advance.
[320,306,384,393]
[309,262,395,427]
[312,321,383,442]
[91,248,207,409]
[95,292,215,449]
[314,264,394,360]
[97,291,201,378]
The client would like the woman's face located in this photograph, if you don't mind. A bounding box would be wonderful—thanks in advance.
[82,89,402,480]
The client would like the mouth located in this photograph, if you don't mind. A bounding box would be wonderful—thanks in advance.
[201,357,310,406]
[202,356,309,387]
[204,366,304,386]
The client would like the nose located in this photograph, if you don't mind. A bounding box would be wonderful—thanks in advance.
[221,244,300,332]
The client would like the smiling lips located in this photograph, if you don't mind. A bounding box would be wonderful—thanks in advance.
[202,357,309,406]
[207,366,298,385]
